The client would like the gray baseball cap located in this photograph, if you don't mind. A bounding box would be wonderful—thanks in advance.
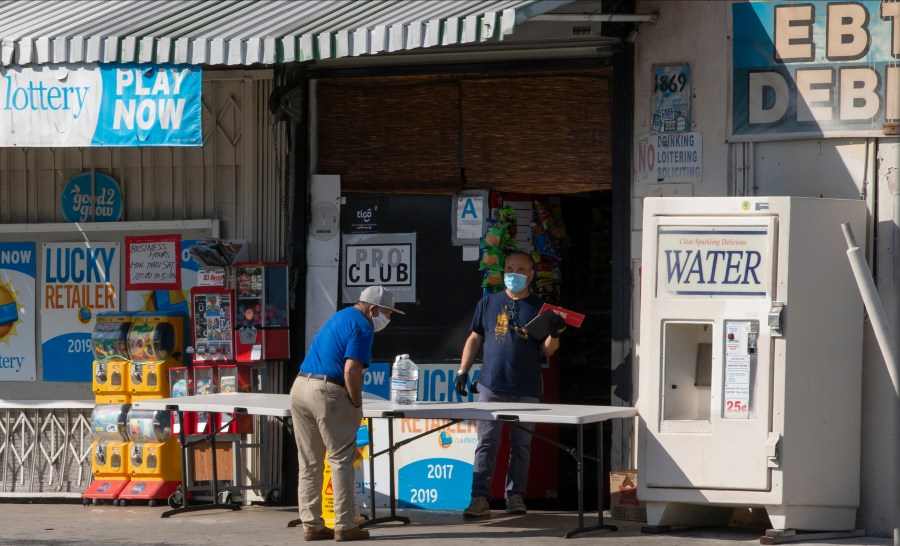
[358,285,405,314]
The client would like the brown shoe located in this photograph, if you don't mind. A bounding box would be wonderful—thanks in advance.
[303,527,334,541]
[334,527,370,541]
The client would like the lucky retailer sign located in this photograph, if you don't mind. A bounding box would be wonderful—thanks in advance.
[41,242,119,381]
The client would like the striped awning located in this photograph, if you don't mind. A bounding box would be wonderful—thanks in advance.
[0,0,576,67]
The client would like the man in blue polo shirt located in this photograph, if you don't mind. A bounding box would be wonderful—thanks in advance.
[290,285,404,542]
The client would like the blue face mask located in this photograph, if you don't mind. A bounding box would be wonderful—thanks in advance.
[504,272,528,293]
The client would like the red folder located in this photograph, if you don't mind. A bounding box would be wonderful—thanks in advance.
[539,303,585,328]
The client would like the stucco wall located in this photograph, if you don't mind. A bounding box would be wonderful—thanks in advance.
[632,0,897,535]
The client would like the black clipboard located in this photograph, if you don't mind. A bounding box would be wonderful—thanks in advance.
[525,312,556,340]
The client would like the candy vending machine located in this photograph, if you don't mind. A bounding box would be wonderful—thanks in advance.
[128,312,184,401]
[192,365,217,434]
[92,313,133,404]
[216,364,253,434]
[168,366,195,435]
[637,197,866,531]
[232,263,290,362]
[190,286,235,363]
[82,404,131,502]
[118,407,181,505]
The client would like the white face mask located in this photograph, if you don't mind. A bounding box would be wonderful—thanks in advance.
[372,312,390,332]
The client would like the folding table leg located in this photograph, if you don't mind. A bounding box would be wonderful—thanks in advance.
[564,422,617,538]
[360,416,410,528]
[162,410,243,518]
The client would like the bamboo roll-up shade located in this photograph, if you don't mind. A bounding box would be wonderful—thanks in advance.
[316,70,613,195]
[460,75,612,194]
[317,78,462,194]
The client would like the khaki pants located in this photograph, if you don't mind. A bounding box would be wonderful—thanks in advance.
[290,374,362,531]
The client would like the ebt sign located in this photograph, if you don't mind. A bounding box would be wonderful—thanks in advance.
[0,63,201,147]
[731,1,900,139]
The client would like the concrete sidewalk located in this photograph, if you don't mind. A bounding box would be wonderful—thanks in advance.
[0,501,891,546]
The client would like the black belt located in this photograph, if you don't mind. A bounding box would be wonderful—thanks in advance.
[298,371,345,388]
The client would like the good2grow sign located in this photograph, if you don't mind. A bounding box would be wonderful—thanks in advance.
[61,172,124,222]
[0,63,201,146]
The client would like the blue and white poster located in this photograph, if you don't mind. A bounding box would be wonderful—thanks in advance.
[731,0,899,140]
[0,243,36,381]
[0,63,201,147]
[41,242,119,381]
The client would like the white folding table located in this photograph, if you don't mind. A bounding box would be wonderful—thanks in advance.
[133,393,292,517]
[134,394,637,538]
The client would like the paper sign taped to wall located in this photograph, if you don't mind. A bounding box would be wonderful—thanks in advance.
[539,303,585,328]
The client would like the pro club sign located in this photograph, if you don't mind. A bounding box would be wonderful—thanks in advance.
[342,233,416,304]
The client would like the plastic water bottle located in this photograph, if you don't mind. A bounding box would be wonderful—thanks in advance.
[390,354,418,406]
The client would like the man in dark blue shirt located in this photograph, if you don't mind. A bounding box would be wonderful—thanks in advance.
[455,250,563,518]
[290,285,403,541]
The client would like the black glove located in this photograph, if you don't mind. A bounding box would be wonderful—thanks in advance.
[455,371,469,397]
[471,380,479,394]
[549,314,566,338]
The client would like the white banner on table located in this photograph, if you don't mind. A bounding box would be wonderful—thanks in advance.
[389,363,482,511]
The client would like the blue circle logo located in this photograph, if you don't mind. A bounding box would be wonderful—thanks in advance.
[61,172,123,222]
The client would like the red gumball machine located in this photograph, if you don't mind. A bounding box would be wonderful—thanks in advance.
[216,364,253,434]
[232,263,290,362]
[190,286,236,436]
[168,366,196,435]
[189,286,235,364]
[191,365,218,435]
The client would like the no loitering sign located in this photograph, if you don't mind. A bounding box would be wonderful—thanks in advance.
[636,132,702,183]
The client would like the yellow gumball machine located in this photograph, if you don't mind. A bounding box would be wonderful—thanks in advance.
[118,407,182,505]
[92,313,133,404]
[128,312,184,401]
[82,404,131,503]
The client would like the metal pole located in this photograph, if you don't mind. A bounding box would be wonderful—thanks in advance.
[841,223,900,543]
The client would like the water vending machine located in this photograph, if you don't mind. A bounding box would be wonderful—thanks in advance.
[637,197,866,531]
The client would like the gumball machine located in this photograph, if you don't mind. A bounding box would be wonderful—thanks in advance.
[192,365,217,434]
[82,404,131,503]
[118,407,182,505]
[168,366,196,435]
[189,287,235,363]
[128,312,184,401]
[92,313,133,404]
[232,263,289,361]
[217,364,253,434]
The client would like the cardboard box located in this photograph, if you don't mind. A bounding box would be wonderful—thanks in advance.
[609,469,646,522]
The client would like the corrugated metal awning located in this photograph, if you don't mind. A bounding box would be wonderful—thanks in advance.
[0,0,576,67]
